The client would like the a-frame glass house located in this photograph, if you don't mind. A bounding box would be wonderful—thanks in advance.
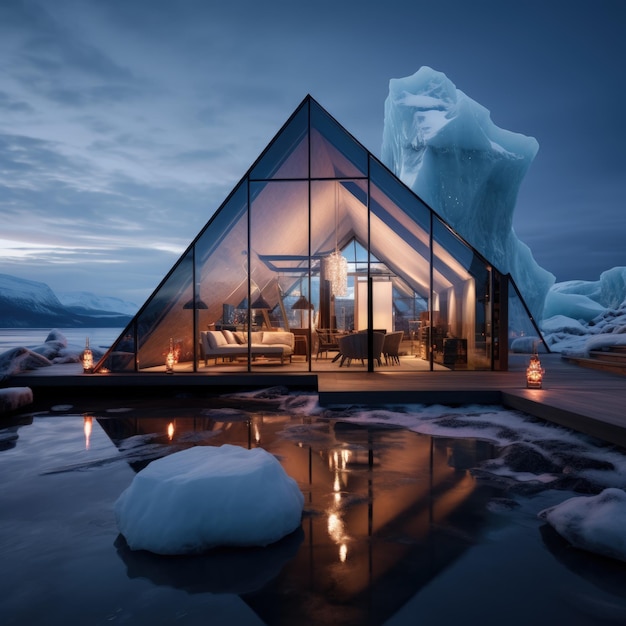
[95,96,543,375]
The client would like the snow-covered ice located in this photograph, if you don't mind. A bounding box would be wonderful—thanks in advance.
[0,329,105,378]
[115,444,304,555]
[539,488,626,563]
[381,66,626,351]
[382,66,553,322]
[0,387,32,415]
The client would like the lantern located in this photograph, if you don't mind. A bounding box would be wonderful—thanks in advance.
[83,337,93,373]
[526,354,544,388]
[165,338,175,374]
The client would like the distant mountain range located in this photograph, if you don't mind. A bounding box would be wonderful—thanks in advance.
[0,273,139,328]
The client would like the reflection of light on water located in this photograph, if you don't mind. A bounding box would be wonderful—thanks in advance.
[327,513,343,541]
[333,472,341,493]
[253,416,262,444]
[327,450,353,562]
[328,448,352,472]
[339,543,348,563]
[327,512,350,562]
[167,422,175,441]
[83,416,92,450]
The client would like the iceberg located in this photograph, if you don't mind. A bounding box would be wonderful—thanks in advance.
[381,66,554,321]
[542,290,606,323]
[115,444,304,555]
[546,267,626,319]
[538,488,626,563]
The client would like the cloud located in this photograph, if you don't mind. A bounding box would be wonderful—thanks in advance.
[0,0,624,301]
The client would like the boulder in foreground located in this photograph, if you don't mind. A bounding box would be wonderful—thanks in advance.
[115,444,304,555]
[538,488,626,563]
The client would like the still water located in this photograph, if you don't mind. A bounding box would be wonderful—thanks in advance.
[0,327,122,352]
[1,397,625,626]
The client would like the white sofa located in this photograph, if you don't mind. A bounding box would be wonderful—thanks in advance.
[200,330,295,365]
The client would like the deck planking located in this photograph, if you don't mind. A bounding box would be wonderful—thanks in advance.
[4,353,626,449]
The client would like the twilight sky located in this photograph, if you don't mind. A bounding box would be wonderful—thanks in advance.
[1,0,624,305]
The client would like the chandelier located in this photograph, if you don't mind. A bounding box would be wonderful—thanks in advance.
[324,249,348,296]
[324,182,348,297]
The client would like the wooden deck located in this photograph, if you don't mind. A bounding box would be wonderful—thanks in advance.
[4,353,626,449]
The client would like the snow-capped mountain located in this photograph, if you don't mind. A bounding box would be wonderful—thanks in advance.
[57,291,139,317]
[0,274,137,328]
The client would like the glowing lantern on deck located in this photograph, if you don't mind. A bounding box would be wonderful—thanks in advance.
[165,338,175,374]
[526,354,544,388]
[83,337,93,373]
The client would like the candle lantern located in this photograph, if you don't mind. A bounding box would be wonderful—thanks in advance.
[83,337,93,373]
[165,338,175,374]
[526,354,544,388]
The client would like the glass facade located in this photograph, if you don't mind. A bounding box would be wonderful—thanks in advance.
[96,97,543,374]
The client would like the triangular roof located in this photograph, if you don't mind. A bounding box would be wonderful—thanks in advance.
[96,96,543,373]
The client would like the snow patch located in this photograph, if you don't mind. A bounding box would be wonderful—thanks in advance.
[539,488,626,563]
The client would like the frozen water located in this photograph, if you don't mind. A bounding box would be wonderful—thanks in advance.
[115,444,304,554]
[2,392,626,625]
[539,488,626,563]
[381,67,626,351]
[543,290,606,322]
[382,66,554,321]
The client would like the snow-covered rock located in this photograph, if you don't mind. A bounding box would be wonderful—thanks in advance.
[115,444,304,555]
[547,300,626,356]
[538,488,626,563]
[0,387,33,415]
[0,346,52,378]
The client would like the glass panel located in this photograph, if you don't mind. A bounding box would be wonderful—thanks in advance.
[310,101,368,179]
[250,102,309,180]
[311,179,368,370]
[508,276,546,356]
[97,323,136,372]
[196,182,248,369]
[369,159,431,369]
[432,217,492,370]
[250,180,309,366]
[135,249,194,372]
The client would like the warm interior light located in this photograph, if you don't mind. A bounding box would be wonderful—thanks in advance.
[83,337,93,373]
[324,182,348,296]
[324,249,348,297]
[526,354,544,388]
[167,422,175,441]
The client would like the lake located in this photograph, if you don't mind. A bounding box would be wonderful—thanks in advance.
[0,327,123,352]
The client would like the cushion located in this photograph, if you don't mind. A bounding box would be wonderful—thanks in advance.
[222,330,237,344]
[262,331,293,347]
[206,331,228,349]
[233,332,246,344]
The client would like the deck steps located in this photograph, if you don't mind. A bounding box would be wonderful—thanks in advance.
[563,345,626,376]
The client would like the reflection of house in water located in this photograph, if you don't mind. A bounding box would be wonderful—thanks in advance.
[97,411,501,624]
